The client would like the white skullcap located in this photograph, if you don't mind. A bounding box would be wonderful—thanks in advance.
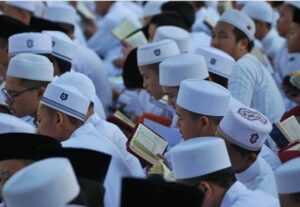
[177,79,231,116]
[0,113,35,134]
[44,5,77,26]
[195,47,235,79]
[5,1,35,13]
[41,83,90,121]
[153,26,190,53]
[9,32,52,56]
[218,102,272,151]
[286,1,300,9]
[219,8,255,41]
[42,31,74,63]
[242,2,273,23]
[275,157,300,194]
[3,158,80,207]
[7,53,54,82]
[137,39,180,66]
[171,137,231,179]
[143,1,165,17]
[159,53,209,87]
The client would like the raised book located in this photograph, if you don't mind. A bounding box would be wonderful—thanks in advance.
[128,124,168,166]
[111,18,141,41]
[126,31,148,48]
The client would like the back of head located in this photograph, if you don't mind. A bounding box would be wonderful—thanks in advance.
[150,11,187,30]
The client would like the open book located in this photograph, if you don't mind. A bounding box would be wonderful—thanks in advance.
[128,124,168,166]
[279,141,300,163]
[126,31,148,48]
[111,18,142,41]
[106,110,136,137]
[270,115,300,149]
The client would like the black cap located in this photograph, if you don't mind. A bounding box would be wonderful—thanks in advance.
[37,147,111,183]
[121,178,204,207]
[0,133,61,161]
[293,8,300,24]
[0,15,31,39]
[29,16,69,34]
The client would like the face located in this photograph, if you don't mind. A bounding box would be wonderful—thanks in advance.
[161,86,179,109]
[139,66,164,100]
[287,23,300,53]
[277,4,294,37]
[282,83,300,104]
[0,46,8,79]
[4,77,41,118]
[148,23,157,41]
[279,194,300,207]
[3,4,22,22]
[95,1,113,16]
[36,104,58,139]
[211,22,241,60]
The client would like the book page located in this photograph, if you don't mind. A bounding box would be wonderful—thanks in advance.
[279,116,300,143]
[129,124,168,165]
[111,18,141,41]
[114,111,136,128]
[126,31,148,48]
[286,142,300,151]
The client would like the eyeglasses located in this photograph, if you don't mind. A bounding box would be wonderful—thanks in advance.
[1,86,40,100]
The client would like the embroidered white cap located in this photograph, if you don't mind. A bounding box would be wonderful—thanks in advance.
[218,102,272,151]
[43,5,77,26]
[3,158,80,207]
[195,47,235,79]
[242,2,273,23]
[9,32,52,56]
[159,53,209,87]
[275,157,300,194]
[219,8,255,41]
[137,39,180,66]
[7,53,54,82]
[42,31,74,63]
[0,113,35,134]
[40,82,89,121]
[5,1,35,13]
[171,137,231,179]
[177,79,231,116]
[153,26,190,53]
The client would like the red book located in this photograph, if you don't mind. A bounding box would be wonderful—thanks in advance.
[278,141,300,163]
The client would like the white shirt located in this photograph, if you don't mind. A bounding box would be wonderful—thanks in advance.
[228,54,285,123]
[261,29,285,61]
[235,156,278,197]
[62,123,133,207]
[188,31,211,53]
[86,113,145,176]
[220,181,279,207]
[259,144,281,170]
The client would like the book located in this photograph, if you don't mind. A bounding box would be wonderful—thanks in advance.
[270,115,300,149]
[127,124,168,166]
[106,110,136,137]
[111,18,142,41]
[125,31,148,48]
[203,15,217,30]
[279,141,300,163]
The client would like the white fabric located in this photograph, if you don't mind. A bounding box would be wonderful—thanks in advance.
[159,53,209,87]
[259,144,281,171]
[171,137,231,179]
[242,2,273,23]
[195,47,235,78]
[7,53,54,82]
[260,29,285,60]
[228,54,285,123]
[188,31,211,53]
[44,5,77,26]
[235,156,278,197]
[286,1,300,9]
[143,1,164,17]
[177,79,231,116]
[9,33,52,56]
[5,1,35,12]
[137,39,180,66]
[220,181,280,207]
[3,158,79,207]
[0,113,35,134]
[62,123,133,207]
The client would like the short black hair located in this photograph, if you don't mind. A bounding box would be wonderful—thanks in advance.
[289,192,300,203]
[282,74,300,96]
[230,142,260,158]
[54,57,72,75]
[233,27,254,52]
[209,73,228,88]
[185,108,223,126]
[19,79,49,89]
[150,12,187,30]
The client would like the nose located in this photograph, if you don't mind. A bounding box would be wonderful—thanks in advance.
[211,37,219,48]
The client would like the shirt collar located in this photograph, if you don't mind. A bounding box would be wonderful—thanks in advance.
[235,156,262,183]
[220,181,248,207]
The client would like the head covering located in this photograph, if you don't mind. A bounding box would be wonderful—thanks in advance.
[218,103,272,151]
[159,53,209,87]
[37,147,111,183]
[0,114,35,134]
[3,158,80,207]
[5,1,35,13]
[289,71,300,90]
[153,26,190,52]
[121,177,203,207]
[171,137,231,179]
[42,31,74,63]
[7,53,54,82]
[137,39,180,66]
[0,15,31,40]
[30,17,68,34]
[242,2,273,23]
[219,8,255,41]
[143,1,165,17]
[40,82,89,121]
[286,1,300,10]
[0,133,61,161]
[275,157,300,194]
[195,47,235,79]
[177,79,231,116]
[43,5,77,26]
[9,32,52,56]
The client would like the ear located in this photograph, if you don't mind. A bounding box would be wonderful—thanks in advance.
[244,153,257,166]
[238,38,248,51]
[198,181,213,196]
[54,112,64,127]
[199,116,211,131]
[37,87,46,99]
